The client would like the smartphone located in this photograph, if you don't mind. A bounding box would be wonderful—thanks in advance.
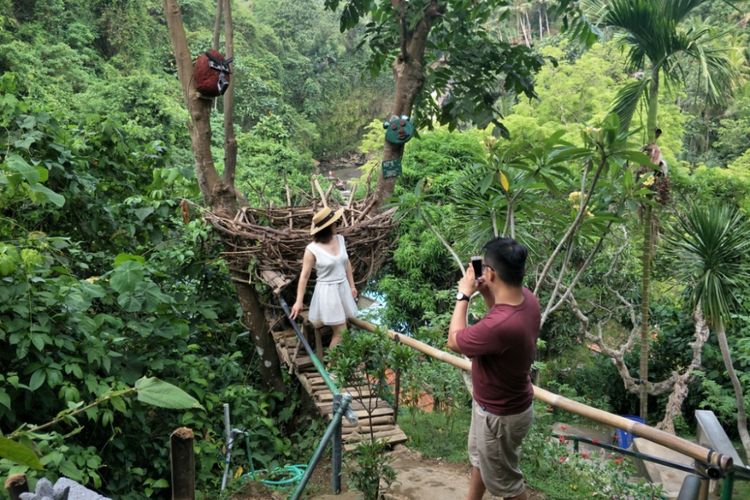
[471,256,483,277]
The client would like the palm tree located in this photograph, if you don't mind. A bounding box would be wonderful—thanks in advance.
[668,203,750,458]
[586,0,738,421]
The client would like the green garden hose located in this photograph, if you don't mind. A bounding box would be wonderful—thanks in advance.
[240,434,307,487]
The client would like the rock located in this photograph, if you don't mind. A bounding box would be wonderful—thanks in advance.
[19,478,111,500]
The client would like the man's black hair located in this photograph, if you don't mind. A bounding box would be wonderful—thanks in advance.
[313,224,334,243]
[482,236,527,286]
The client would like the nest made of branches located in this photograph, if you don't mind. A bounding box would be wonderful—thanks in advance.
[206,194,397,293]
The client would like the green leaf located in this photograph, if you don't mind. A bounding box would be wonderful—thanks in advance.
[615,150,651,165]
[30,333,45,351]
[135,377,204,410]
[113,253,146,267]
[199,307,218,320]
[5,154,39,183]
[28,183,65,207]
[110,396,127,413]
[151,479,169,488]
[134,207,154,222]
[29,370,46,391]
[110,261,144,294]
[0,437,43,469]
[117,293,143,313]
[60,460,83,481]
[0,389,10,410]
[0,244,19,276]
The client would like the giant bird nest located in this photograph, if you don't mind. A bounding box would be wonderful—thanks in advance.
[205,189,397,294]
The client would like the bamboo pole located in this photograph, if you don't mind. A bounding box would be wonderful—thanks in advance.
[350,317,733,473]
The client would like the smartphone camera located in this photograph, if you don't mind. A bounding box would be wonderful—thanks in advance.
[471,256,483,278]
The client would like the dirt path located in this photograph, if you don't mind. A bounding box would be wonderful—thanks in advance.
[314,445,544,500]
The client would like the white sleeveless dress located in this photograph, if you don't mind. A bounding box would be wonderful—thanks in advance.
[307,234,359,326]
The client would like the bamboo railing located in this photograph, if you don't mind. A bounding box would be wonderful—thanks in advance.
[350,317,733,475]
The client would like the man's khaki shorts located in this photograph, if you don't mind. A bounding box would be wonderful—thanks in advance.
[468,401,534,497]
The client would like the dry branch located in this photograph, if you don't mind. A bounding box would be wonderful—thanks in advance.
[205,196,397,291]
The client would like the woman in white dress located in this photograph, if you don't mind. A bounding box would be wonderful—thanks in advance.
[290,206,358,348]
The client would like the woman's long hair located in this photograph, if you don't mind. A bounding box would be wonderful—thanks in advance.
[313,224,334,243]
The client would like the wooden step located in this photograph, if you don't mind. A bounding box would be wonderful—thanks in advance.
[272,329,297,341]
[323,407,394,420]
[343,429,408,451]
[314,389,375,403]
[342,415,394,427]
[316,398,391,415]
[270,311,407,452]
[342,424,397,436]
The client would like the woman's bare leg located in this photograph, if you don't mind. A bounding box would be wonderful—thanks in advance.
[330,323,346,349]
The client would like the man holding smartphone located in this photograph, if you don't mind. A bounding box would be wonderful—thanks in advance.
[447,237,540,500]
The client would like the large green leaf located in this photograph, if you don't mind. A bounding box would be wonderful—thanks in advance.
[29,370,46,391]
[110,261,145,294]
[28,183,65,207]
[0,388,10,410]
[114,253,146,267]
[5,154,39,183]
[135,377,204,410]
[0,437,43,470]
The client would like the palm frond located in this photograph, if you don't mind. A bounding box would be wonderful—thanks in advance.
[605,0,673,64]
[666,203,750,329]
[609,76,651,133]
[677,26,739,104]
[663,0,711,24]
[553,0,605,47]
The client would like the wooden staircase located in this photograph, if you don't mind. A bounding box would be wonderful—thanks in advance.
[271,319,408,451]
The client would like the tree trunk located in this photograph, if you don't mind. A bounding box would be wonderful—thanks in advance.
[538,8,543,39]
[525,11,533,44]
[236,281,286,393]
[639,69,660,421]
[647,70,660,143]
[519,14,530,46]
[163,0,284,391]
[715,323,750,458]
[212,0,222,50]
[639,203,652,421]
[658,307,709,433]
[370,1,440,210]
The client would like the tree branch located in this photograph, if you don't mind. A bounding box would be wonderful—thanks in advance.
[424,213,465,274]
[657,306,710,432]
[222,0,237,186]
[568,292,676,397]
[396,0,408,62]
[541,221,614,326]
[534,155,605,296]
[212,0,223,50]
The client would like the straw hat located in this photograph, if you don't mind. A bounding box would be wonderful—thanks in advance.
[310,206,344,235]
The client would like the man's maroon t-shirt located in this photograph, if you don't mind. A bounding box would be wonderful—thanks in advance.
[456,288,540,415]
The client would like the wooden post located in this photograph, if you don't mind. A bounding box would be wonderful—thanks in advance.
[171,427,196,500]
[4,474,29,500]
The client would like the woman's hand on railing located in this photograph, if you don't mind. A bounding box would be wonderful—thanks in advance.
[290,301,303,320]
